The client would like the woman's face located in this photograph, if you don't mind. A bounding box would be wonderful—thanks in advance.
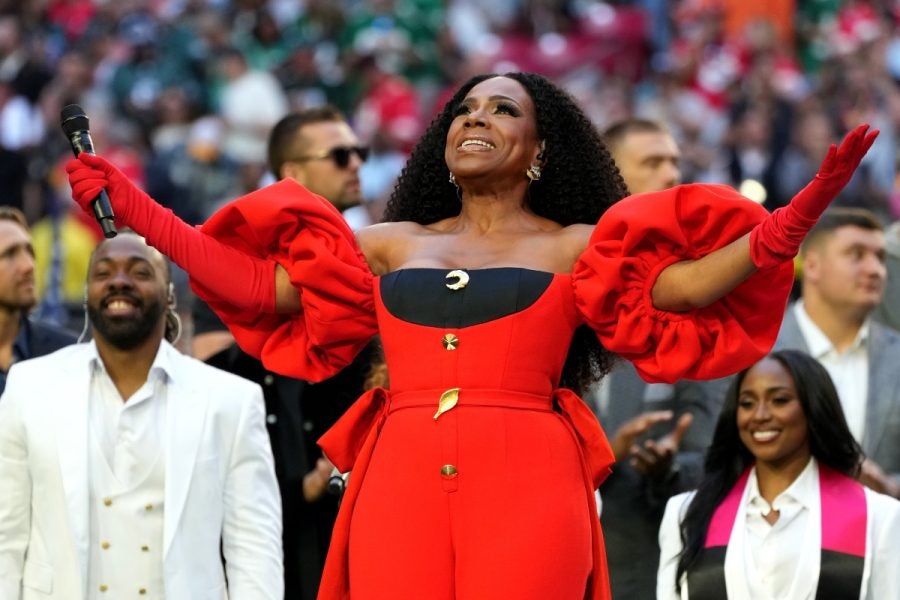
[736,358,811,471]
[444,76,541,183]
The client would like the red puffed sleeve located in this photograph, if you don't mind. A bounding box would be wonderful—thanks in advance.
[573,184,794,383]
[192,179,377,381]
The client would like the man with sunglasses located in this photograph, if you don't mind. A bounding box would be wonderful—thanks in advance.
[191,106,379,600]
[268,106,372,230]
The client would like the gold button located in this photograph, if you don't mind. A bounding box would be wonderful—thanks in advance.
[99,584,108,592]
[101,541,110,550]
[141,545,150,552]
[103,498,112,506]
[145,503,153,511]
[139,589,147,595]
[441,333,459,350]
[441,464,458,477]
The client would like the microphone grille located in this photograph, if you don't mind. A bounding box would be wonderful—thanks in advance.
[60,104,89,136]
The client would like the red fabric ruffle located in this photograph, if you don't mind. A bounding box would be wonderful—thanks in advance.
[573,184,794,383]
[193,179,377,381]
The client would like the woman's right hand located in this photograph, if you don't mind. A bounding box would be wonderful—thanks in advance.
[67,153,277,314]
[66,153,142,226]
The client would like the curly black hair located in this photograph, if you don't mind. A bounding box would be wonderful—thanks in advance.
[384,72,628,394]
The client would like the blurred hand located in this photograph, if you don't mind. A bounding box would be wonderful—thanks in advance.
[859,458,900,499]
[609,410,674,463]
[629,412,693,481]
[303,456,336,502]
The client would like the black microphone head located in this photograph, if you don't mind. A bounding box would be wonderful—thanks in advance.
[60,104,89,136]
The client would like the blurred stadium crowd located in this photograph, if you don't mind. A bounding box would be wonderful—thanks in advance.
[0,0,898,332]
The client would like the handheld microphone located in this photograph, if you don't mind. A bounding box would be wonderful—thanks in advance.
[327,467,349,498]
[60,104,117,238]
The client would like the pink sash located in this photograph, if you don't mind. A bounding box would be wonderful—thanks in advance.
[689,464,867,599]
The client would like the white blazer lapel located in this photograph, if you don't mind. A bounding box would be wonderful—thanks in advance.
[162,352,209,558]
[54,352,92,582]
[723,479,754,600]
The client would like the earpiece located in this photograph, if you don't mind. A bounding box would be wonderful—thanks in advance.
[167,282,176,310]
[536,140,546,161]
[78,285,90,344]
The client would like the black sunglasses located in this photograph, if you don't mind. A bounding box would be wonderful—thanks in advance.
[295,145,370,169]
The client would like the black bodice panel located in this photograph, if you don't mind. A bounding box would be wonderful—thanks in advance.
[379,268,554,328]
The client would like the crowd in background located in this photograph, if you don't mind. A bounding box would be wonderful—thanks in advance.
[1,0,899,334]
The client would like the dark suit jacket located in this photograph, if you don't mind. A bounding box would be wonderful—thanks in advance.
[0,317,77,397]
[775,306,900,481]
[205,341,376,600]
[592,362,730,599]
[28,318,77,356]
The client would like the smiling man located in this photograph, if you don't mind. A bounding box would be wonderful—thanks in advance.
[775,207,900,498]
[0,232,283,599]
[0,206,75,396]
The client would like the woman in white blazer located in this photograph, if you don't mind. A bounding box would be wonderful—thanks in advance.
[657,350,900,600]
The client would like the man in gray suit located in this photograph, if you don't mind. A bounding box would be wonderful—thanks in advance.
[593,119,730,598]
[775,207,900,498]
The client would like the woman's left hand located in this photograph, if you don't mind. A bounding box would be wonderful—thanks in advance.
[749,124,879,269]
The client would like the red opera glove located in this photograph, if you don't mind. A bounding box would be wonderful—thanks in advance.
[66,153,275,313]
[749,124,879,269]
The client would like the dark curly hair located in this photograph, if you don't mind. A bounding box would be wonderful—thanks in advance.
[384,72,628,394]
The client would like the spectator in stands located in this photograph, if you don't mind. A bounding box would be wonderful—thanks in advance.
[0,206,75,395]
[773,207,900,499]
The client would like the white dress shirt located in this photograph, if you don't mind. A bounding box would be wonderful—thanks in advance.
[793,302,869,441]
[741,459,817,599]
[658,458,900,600]
[88,341,170,488]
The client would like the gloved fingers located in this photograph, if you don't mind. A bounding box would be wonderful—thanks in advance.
[65,161,106,185]
[70,180,106,207]
[819,124,879,179]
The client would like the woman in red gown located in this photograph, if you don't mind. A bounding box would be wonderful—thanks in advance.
[66,73,876,600]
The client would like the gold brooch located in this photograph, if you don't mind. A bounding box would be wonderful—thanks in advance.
[445,269,469,290]
[433,388,460,420]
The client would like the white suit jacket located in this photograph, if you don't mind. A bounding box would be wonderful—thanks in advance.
[0,341,284,600]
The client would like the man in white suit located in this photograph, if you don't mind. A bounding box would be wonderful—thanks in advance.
[0,232,283,599]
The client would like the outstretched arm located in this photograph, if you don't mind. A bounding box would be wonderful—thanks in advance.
[651,124,878,311]
[67,154,279,313]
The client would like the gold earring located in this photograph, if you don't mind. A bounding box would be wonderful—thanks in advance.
[526,165,542,181]
[449,172,457,186]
